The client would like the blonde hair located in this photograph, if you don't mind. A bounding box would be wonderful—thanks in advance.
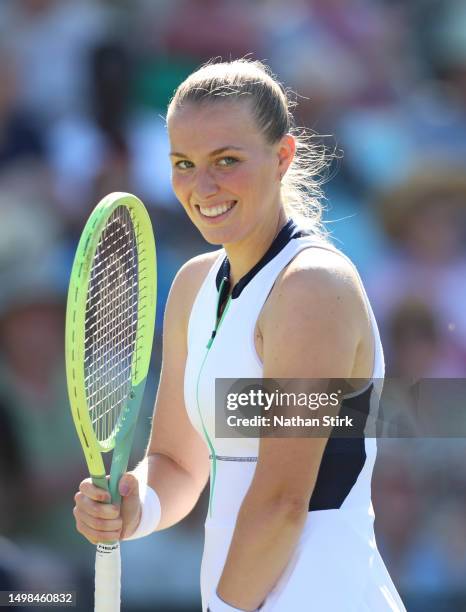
[168,58,331,238]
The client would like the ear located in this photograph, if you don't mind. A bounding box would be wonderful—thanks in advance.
[276,134,296,181]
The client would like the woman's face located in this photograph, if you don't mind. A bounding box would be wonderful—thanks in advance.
[167,100,292,245]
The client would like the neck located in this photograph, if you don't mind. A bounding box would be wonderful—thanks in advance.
[223,206,288,287]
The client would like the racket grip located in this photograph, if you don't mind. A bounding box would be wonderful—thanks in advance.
[95,542,121,612]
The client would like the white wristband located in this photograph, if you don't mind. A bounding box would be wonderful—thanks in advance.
[207,591,257,612]
[123,482,161,540]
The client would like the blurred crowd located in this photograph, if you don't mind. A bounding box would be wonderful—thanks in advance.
[0,0,465,610]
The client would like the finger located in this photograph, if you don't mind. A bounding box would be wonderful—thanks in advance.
[74,492,120,519]
[75,518,121,544]
[73,507,122,533]
[79,478,111,503]
[118,473,139,498]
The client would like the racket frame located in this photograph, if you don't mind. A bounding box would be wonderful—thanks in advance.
[65,192,156,503]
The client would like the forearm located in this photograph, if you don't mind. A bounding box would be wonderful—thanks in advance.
[134,452,205,530]
[216,493,308,611]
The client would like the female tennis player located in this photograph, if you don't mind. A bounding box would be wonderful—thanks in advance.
[73,59,406,611]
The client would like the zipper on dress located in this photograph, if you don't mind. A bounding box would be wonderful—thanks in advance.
[197,276,232,516]
[206,276,230,349]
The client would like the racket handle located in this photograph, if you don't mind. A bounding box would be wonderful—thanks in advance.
[95,542,121,612]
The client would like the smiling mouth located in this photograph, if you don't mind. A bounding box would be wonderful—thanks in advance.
[196,201,237,218]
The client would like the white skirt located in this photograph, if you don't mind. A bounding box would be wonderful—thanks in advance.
[201,486,405,611]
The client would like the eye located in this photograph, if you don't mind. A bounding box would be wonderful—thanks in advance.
[174,159,194,170]
[217,156,239,167]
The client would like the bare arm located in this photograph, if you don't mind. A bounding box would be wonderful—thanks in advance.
[215,250,372,610]
[139,254,211,531]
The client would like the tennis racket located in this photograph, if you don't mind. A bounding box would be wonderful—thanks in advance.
[65,192,156,611]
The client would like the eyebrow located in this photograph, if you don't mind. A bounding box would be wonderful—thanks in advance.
[169,146,245,158]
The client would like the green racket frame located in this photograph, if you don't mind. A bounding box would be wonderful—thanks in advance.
[65,192,156,503]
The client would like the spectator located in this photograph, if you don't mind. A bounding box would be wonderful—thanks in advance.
[0,0,111,124]
[0,47,44,169]
[368,169,466,376]
[0,189,85,559]
[47,40,175,224]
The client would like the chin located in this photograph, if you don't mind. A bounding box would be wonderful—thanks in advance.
[198,226,235,246]
[199,219,251,246]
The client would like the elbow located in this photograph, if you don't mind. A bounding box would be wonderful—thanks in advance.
[274,494,309,524]
[254,492,309,528]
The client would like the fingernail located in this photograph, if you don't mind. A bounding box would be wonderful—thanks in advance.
[120,483,129,496]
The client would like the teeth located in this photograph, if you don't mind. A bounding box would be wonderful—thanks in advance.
[199,202,235,217]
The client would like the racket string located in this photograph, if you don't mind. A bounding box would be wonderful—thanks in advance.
[84,206,139,443]
[85,289,139,338]
[84,327,136,372]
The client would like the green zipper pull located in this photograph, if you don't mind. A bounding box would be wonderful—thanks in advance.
[206,330,216,350]
[206,277,230,349]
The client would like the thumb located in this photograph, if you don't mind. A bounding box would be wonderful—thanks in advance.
[118,473,143,539]
[118,473,140,498]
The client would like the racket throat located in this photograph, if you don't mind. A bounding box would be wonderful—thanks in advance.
[108,380,147,503]
[92,474,110,493]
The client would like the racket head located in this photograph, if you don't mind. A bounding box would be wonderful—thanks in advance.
[65,192,156,478]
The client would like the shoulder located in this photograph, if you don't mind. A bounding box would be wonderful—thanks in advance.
[164,250,222,328]
[259,246,370,377]
[270,245,366,318]
[174,249,222,292]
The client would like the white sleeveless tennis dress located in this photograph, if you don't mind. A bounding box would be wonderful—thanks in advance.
[184,220,406,611]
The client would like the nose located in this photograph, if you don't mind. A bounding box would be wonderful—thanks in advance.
[194,167,218,199]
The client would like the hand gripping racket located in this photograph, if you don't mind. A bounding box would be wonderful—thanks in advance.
[65,193,156,611]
